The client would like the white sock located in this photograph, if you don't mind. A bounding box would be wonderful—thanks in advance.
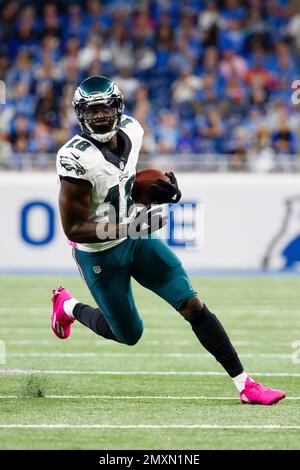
[63,298,79,318]
[232,371,252,392]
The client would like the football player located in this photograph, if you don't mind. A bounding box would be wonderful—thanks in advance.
[52,76,285,405]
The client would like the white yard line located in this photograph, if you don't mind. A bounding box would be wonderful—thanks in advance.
[7,321,300,327]
[4,339,296,347]
[7,352,294,359]
[0,369,300,377]
[1,307,300,315]
[10,353,97,357]
[100,352,294,359]
[2,315,300,324]
[0,394,298,400]
[0,327,298,334]
[0,424,298,430]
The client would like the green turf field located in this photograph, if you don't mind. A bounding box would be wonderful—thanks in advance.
[0,275,299,450]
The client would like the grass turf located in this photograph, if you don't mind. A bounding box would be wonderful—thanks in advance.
[0,275,299,450]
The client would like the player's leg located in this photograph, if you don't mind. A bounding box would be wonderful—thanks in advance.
[131,236,285,404]
[131,235,242,375]
[74,245,144,345]
[52,243,143,346]
[179,296,285,404]
[52,263,119,341]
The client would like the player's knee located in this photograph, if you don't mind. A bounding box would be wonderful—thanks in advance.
[124,336,141,346]
[180,296,204,321]
[123,331,143,346]
[119,322,144,346]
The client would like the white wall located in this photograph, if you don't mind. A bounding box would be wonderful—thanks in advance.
[1,172,300,272]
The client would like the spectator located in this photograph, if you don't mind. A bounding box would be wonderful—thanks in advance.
[35,84,58,127]
[172,67,202,104]
[42,2,62,39]
[219,49,248,80]
[177,123,196,154]
[78,35,112,72]
[6,50,34,87]
[198,1,223,32]
[37,34,61,64]
[0,131,12,168]
[247,126,276,172]
[195,109,226,153]
[64,3,87,44]
[287,5,300,50]
[0,50,9,81]
[0,1,20,44]
[85,0,112,35]
[196,72,221,105]
[132,87,156,154]
[132,7,154,43]
[7,81,35,117]
[9,114,32,150]
[34,54,61,83]
[113,67,140,108]
[156,111,179,153]
[109,23,134,70]
[272,41,298,81]
[201,46,219,75]
[272,119,297,155]
[28,120,55,153]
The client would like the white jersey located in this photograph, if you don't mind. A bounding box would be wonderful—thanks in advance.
[56,115,144,252]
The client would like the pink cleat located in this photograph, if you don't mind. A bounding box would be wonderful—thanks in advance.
[51,287,75,339]
[240,377,285,405]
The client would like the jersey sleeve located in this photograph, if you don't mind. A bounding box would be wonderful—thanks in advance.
[56,145,95,186]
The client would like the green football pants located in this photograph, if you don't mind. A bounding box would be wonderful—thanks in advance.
[73,235,197,345]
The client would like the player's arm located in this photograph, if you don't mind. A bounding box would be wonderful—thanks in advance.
[59,177,128,243]
[59,177,167,243]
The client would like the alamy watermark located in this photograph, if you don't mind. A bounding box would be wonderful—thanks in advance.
[0,340,6,365]
[95,202,204,250]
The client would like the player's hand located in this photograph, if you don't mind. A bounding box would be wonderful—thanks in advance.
[128,206,168,238]
[150,172,182,204]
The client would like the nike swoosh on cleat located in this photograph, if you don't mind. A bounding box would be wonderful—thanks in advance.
[241,394,250,402]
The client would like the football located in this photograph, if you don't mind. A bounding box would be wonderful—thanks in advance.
[132,169,170,206]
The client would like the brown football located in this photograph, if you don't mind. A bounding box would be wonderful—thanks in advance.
[132,169,170,206]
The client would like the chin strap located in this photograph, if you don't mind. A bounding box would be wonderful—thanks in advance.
[84,115,121,143]
[90,128,118,143]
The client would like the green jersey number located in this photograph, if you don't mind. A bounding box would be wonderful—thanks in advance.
[104,176,135,224]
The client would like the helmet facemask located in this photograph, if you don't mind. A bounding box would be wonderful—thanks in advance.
[73,77,125,143]
[84,99,120,133]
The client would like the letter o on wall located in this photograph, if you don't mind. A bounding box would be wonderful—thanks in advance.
[21,201,55,246]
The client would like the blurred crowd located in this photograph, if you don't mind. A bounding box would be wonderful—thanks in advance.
[1,0,300,171]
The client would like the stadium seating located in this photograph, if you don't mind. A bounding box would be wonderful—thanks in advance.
[0,0,300,171]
